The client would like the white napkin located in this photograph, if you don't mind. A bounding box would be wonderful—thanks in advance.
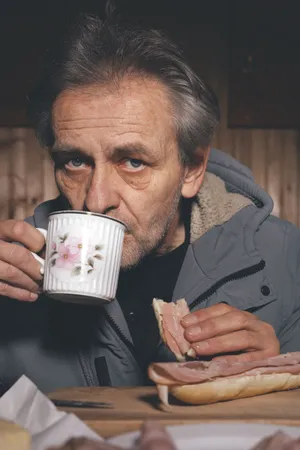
[0,375,102,450]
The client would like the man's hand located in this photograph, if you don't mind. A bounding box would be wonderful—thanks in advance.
[0,220,45,302]
[181,303,280,363]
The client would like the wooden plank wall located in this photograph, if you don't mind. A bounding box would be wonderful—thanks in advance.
[0,5,299,226]
[0,128,58,221]
[1,126,299,225]
[213,129,300,225]
[0,0,300,226]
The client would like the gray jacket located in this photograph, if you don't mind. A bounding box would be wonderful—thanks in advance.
[1,149,300,393]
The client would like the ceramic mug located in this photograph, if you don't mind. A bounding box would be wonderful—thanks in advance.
[32,211,125,305]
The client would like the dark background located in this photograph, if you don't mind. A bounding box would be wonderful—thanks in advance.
[0,0,300,128]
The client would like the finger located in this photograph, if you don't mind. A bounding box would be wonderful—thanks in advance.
[0,220,45,253]
[191,329,262,356]
[184,311,259,343]
[0,241,43,281]
[181,303,234,328]
[0,281,38,302]
[0,260,41,293]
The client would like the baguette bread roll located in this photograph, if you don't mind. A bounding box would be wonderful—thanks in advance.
[168,373,300,405]
[151,297,300,408]
[0,419,31,450]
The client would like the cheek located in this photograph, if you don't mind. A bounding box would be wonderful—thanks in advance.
[116,166,152,190]
[116,165,182,199]
[123,180,179,226]
[55,170,89,207]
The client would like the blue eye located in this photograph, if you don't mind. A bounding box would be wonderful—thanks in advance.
[125,158,144,169]
[129,159,142,168]
[68,157,84,168]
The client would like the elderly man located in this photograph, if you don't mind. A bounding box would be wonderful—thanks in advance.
[0,16,299,392]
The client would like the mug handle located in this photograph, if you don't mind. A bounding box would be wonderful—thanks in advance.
[31,228,47,275]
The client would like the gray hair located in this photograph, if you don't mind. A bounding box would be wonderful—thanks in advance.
[28,15,220,166]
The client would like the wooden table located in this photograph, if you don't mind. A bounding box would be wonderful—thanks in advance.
[48,387,300,439]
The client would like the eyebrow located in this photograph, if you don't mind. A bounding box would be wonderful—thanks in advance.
[109,143,153,160]
[51,142,154,159]
[51,145,88,155]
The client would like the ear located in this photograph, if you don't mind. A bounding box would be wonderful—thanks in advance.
[181,147,210,199]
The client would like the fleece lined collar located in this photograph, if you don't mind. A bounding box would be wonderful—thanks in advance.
[190,172,252,243]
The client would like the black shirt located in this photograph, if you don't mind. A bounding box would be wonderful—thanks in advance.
[116,213,190,380]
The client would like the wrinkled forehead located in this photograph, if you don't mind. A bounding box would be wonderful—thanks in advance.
[51,75,179,162]
[52,74,175,134]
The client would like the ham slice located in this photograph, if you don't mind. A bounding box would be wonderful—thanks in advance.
[149,352,300,385]
[153,298,193,361]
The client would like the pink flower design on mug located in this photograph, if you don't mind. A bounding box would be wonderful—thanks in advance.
[66,236,84,253]
[49,231,104,276]
[55,242,81,269]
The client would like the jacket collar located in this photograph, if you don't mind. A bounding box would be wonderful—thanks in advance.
[171,151,274,306]
[172,204,263,305]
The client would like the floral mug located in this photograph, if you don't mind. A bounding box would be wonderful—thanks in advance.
[32,211,125,305]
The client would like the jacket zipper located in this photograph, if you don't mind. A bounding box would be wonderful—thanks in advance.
[79,310,140,386]
[78,351,97,387]
[190,259,266,310]
[100,260,266,370]
[103,310,138,361]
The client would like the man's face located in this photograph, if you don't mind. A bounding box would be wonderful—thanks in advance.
[51,75,202,269]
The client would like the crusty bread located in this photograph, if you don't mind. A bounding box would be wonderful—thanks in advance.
[152,299,300,408]
[167,373,300,405]
[0,419,31,450]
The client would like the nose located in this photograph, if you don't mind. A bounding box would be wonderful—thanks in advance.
[84,165,120,215]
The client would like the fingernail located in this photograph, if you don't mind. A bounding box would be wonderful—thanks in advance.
[181,314,198,327]
[187,348,196,358]
[30,292,38,301]
[195,341,209,351]
[186,325,202,339]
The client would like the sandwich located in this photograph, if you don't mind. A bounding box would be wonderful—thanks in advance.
[149,298,300,408]
[152,298,195,361]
